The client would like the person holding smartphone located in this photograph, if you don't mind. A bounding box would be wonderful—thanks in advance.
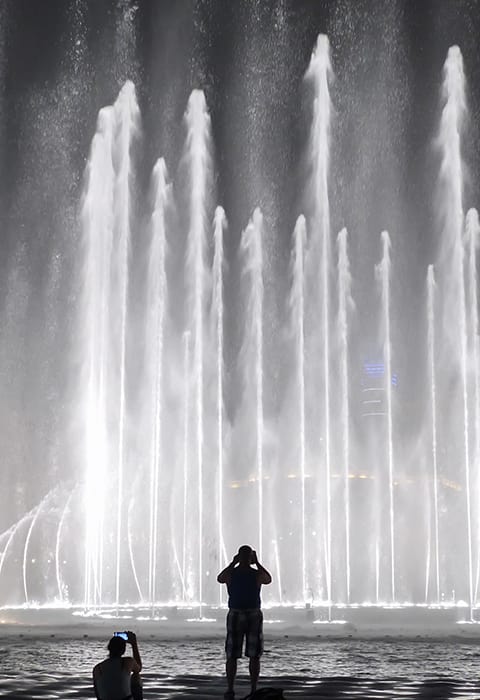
[93,630,142,700]
[217,545,272,699]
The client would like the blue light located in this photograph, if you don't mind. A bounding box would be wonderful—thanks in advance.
[364,361,385,376]
[363,361,398,386]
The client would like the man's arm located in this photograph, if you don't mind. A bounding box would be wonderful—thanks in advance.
[217,554,239,583]
[124,657,141,674]
[127,631,142,672]
[252,550,272,584]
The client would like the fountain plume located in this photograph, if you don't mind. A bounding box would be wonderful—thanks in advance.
[375,230,395,601]
[184,89,213,610]
[427,265,440,602]
[212,206,227,595]
[241,208,264,559]
[80,81,140,608]
[305,33,333,607]
[465,209,480,604]
[289,214,307,601]
[81,105,115,608]
[337,227,353,602]
[147,158,169,606]
[437,45,472,613]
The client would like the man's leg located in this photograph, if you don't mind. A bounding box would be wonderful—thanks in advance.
[246,609,263,694]
[248,656,260,694]
[226,657,237,693]
[225,609,241,696]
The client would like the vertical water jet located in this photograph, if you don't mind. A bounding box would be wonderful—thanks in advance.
[212,206,227,599]
[427,265,440,602]
[184,90,212,610]
[289,214,307,601]
[147,158,168,606]
[337,227,353,602]
[182,331,191,600]
[241,208,264,559]
[465,209,480,603]
[305,34,333,607]
[112,81,139,610]
[437,45,472,613]
[376,230,395,601]
[81,105,115,609]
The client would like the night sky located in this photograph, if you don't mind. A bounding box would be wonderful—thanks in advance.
[2,0,480,243]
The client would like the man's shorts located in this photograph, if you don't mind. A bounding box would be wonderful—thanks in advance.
[225,608,263,659]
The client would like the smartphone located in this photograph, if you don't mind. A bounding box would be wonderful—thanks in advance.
[114,631,128,641]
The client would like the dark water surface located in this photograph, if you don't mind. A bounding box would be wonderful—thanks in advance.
[1,637,480,698]
[0,637,480,699]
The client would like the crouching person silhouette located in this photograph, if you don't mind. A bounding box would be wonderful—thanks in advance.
[93,630,143,700]
[217,545,272,699]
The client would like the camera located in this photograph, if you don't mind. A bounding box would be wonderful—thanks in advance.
[113,631,128,641]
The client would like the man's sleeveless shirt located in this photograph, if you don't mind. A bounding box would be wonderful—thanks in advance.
[228,567,261,609]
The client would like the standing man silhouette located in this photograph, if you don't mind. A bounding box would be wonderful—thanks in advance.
[217,545,272,699]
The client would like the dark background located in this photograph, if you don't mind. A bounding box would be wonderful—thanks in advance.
[3,0,480,247]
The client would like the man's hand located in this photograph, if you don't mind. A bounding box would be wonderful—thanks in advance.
[252,553,272,584]
[126,630,142,672]
[218,556,238,583]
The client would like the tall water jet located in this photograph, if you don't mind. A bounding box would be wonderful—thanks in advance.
[289,214,307,601]
[427,264,440,602]
[305,34,333,606]
[437,45,472,612]
[182,331,191,600]
[376,230,395,601]
[112,81,139,608]
[212,206,227,599]
[337,227,353,603]
[81,105,115,608]
[465,208,480,603]
[184,90,212,608]
[147,158,169,606]
[81,81,139,609]
[241,208,264,559]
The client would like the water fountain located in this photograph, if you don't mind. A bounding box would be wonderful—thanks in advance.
[289,215,307,602]
[427,264,440,603]
[0,17,479,626]
[337,227,352,603]
[240,208,264,561]
[147,157,168,607]
[212,205,227,602]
